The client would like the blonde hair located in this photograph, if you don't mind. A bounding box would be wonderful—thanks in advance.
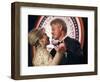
[28,29,44,46]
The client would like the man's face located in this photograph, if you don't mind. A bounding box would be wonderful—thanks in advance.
[51,24,62,40]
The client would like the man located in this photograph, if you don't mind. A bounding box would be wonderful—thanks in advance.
[50,18,84,65]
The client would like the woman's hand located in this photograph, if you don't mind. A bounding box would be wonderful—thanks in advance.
[55,43,66,54]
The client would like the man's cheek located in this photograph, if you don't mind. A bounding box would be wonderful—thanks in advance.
[55,32,57,36]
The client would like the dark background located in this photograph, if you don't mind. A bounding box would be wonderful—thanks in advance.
[82,18,88,64]
[28,15,88,66]
[28,15,40,66]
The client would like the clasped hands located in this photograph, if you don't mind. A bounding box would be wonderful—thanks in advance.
[54,42,66,54]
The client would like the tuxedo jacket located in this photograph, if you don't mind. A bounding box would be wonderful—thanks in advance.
[50,37,85,65]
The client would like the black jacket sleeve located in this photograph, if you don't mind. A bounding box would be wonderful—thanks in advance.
[64,37,84,64]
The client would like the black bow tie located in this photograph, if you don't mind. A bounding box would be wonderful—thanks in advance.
[57,41,63,45]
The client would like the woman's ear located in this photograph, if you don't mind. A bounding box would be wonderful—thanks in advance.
[39,39,44,46]
[39,39,42,44]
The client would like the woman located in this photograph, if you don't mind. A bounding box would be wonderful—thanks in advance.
[28,28,64,66]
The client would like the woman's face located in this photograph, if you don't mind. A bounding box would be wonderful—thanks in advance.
[40,33,50,46]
